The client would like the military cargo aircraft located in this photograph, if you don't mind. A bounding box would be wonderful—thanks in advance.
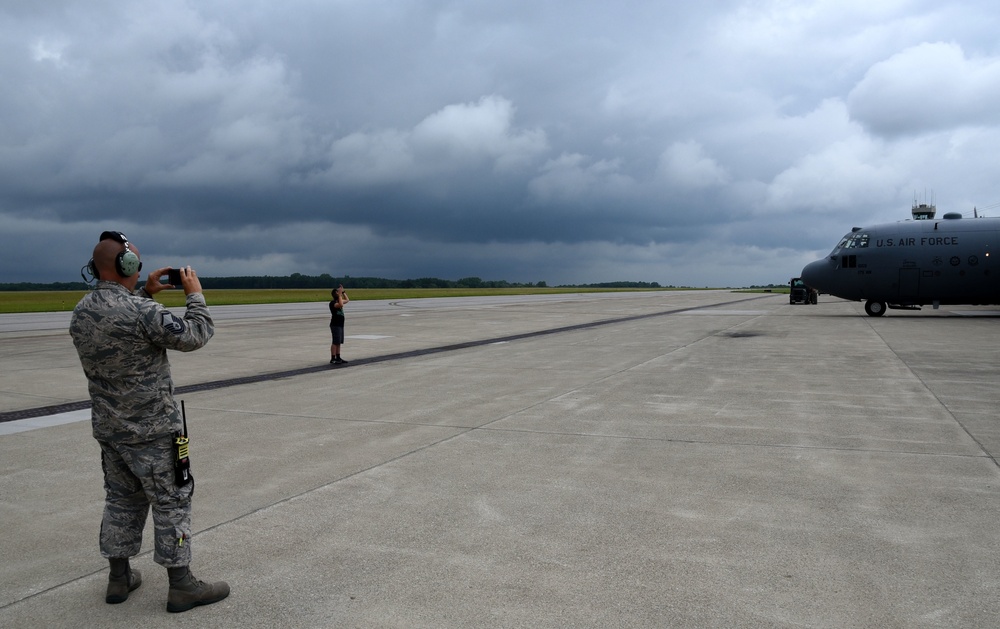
[800,203,1000,316]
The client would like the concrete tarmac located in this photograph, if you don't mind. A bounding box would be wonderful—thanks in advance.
[1,290,999,628]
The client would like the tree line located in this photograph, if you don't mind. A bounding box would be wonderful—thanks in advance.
[0,274,664,291]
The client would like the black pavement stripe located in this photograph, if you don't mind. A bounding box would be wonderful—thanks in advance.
[1,295,771,423]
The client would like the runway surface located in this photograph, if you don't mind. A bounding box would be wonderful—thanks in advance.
[1,290,998,627]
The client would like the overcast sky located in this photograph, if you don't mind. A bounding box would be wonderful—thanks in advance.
[3,1,1000,287]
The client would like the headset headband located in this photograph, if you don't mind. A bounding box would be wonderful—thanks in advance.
[100,231,129,244]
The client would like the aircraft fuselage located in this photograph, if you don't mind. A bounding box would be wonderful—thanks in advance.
[801,214,1000,315]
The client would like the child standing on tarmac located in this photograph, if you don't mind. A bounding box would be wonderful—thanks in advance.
[329,285,349,364]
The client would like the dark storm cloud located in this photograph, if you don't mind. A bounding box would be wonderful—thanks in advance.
[3,1,1000,286]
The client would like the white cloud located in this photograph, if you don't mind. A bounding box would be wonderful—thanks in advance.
[412,95,548,169]
[323,95,547,185]
[657,141,729,189]
[716,0,916,55]
[1,4,310,190]
[325,129,416,185]
[760,134,900,215]
[848,42,1000,136]
[527,153,635,204]
[31,38,67,64]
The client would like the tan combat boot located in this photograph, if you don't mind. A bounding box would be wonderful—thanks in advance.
[166,566,230,613]
[105,567,142,604]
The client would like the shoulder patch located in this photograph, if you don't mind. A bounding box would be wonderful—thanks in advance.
[160,311,187,335]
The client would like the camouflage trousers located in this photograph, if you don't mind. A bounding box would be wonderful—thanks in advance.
[98,436,193,567]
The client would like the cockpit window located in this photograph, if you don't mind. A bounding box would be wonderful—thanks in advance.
[836,232,869,249]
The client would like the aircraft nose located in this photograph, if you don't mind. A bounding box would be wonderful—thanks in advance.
[801,257,832,292]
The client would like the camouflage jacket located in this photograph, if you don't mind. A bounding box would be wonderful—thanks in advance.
[70,281,214,443]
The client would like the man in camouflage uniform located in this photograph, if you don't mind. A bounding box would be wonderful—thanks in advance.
[70,231,230,613]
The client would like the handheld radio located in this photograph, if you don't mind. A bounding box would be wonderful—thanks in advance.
[174,401,192,486]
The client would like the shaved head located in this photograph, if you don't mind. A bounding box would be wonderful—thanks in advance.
[92,237,141,286]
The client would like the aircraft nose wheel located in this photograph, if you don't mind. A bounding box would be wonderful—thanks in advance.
[864,300,887,317]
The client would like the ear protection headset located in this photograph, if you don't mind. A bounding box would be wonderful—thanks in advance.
[84,231,143,280]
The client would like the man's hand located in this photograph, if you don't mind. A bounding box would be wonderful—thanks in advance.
[144,266,172,295]
[177,266,203,295]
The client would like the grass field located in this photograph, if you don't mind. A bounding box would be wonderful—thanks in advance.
[0,287,684,314]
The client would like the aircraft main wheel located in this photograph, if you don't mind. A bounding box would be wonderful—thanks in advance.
[864,300,886,317]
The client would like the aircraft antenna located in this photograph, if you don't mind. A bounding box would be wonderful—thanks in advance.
[974,200,1000,217]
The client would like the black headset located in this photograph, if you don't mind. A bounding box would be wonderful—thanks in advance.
[83,231,143,281]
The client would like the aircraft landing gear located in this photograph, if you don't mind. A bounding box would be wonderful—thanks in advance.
[864,300,887,317]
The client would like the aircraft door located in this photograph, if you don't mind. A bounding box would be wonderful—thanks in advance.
[898,268,919,300]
